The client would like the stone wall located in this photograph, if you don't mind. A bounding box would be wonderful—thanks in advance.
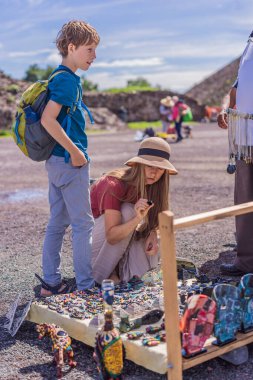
[84,90,205,122]
[87,107,127,130]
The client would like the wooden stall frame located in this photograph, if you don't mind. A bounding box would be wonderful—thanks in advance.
[159,201,253,380]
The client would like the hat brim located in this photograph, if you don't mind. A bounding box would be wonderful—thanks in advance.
[124,156,178,175]
[160,100,173,107]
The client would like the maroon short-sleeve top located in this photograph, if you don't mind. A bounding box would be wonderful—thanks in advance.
[91,176,137,218]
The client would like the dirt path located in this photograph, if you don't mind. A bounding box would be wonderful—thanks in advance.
[1,124,252,379]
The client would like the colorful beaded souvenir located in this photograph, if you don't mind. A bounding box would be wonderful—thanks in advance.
[146,325,163,334]
[36,323,76,379]
[127,331,144,340]
[114,276,144,294]
[238,273,253,333]
[155,331,166,342]
[142,337,160,347]
[212,284,242,346]
[180,294,216,357]
[94,280,124,379]
[141,268,162,286]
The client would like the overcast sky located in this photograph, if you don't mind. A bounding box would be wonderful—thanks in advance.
[0,0,252,92]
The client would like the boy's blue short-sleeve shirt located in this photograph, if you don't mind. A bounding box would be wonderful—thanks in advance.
[48,65,89,159]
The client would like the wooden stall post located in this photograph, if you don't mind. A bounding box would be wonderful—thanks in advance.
[159,211,182,380]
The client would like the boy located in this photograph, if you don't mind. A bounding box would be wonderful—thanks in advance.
[38,20,100,296]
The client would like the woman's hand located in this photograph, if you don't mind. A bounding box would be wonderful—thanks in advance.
[145,230,159,256]
[134,198,154,221]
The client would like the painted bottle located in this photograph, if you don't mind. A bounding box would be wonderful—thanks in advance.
[94,279,124,380]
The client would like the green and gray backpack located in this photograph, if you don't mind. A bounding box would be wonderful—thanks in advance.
[12,69,92,162]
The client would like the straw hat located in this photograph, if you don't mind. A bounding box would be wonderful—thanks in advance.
[125,137,178,174]
[160,96,174,108]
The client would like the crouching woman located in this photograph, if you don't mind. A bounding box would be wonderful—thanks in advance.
[90,137,178,284]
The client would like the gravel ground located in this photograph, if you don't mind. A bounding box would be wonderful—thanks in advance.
[1,123,252,379]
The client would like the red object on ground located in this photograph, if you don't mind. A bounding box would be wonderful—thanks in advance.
[205,106,222,122]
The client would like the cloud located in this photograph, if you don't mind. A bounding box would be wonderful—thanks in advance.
[166,41,244,59]
[94,57,165,68]
[143,69,217,93]
[87,67,217,93]
[46,51,61,65]
[8,48,53,58]
[27,0,45,5]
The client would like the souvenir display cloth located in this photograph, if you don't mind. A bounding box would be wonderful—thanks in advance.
[238,274,253,332]
[212,284,242,346]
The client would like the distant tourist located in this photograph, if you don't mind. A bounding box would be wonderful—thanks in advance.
[159,96,174,132]
[37,20,100,296]
[172,97,191,142]
[90,137,178,284]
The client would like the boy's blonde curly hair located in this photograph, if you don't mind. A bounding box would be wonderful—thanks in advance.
[56,20,100,57]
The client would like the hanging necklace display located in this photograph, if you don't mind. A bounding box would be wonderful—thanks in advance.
[94,279,124,380]
[227,108,253,174]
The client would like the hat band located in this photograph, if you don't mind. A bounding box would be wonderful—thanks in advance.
[138,148,170,161]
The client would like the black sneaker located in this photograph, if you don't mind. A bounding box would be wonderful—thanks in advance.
[220,263,246,276]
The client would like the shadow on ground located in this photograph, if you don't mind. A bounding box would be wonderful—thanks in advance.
[199,248,239,279]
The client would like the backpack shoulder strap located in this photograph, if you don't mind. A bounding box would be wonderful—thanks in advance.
[48,69,68,82]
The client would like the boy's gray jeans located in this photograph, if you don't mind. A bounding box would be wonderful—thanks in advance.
[42,155,94,290]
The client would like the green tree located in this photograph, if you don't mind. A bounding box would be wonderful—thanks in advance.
[81,76,99,91]
[126,77,151,87]
[23,64,56,81]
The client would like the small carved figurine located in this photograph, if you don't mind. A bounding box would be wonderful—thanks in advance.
[36,323,76,378]
[127,331,144,340]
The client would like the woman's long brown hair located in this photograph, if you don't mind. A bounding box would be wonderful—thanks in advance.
[93,164,170,240]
